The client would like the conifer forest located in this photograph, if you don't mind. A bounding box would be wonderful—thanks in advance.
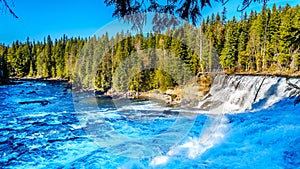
[1,4,299,91]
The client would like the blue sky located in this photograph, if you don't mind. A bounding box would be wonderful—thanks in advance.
[0,0,298,45]
[0,0,114,45]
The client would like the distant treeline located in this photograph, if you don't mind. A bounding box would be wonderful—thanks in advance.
[0,35,84,79]
[0,3,299,91]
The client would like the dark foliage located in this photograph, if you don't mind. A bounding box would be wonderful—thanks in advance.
[105,0,269,27]
[0,0,18,18]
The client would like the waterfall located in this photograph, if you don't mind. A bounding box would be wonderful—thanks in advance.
[198,74,300,114]
[150,74,300,167]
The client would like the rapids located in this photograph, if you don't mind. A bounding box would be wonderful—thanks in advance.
[1,75,300,168]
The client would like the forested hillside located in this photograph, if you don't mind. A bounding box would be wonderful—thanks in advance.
[1,4,299,91]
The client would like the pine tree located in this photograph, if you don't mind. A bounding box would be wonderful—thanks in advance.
[7,42,17,76]
[220,17,238,71]
[289,5,300,71]
[2,4,300,89]
[266,4,281,71]
[214,13,225,56]
[0,46,9,84]
[221,7,227,25]
[41,35,53,77]
[237,14,250,71]
[278,5,294,71]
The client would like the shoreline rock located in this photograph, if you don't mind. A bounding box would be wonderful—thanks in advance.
[92,75,212,107]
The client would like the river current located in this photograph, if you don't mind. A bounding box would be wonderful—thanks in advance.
[0,78,300,168]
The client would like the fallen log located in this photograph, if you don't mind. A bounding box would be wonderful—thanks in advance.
[19,100,50,106]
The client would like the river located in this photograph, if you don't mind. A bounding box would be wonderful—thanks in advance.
[0,75,300,168]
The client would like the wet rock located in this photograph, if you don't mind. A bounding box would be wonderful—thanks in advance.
[95,90,107,96]
[294,97,300,106]
[26,91,37,95]
[64,83,72,89]
[163,110,179,116]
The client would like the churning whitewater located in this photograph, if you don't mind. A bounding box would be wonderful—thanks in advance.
[198,74,299,114]
[1,74,300,168]
[151,74,300,167]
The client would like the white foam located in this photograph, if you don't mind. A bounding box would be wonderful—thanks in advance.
[150,156,169,166]
[150,115,229,166]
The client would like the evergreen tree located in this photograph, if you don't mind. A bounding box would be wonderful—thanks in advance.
[220,17,238,71]
[0,46,9,84]
[2,3,300,90]
[266,4,281,71]
[221,7,227,25]
[278,5,294,70]
[237,15,250,71]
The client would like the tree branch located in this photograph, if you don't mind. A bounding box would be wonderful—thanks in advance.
[1,0,18,18]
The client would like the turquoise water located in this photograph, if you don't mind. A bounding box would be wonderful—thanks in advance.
[0,81,300,168]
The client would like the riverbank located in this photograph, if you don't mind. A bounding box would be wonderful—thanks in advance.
[6,77,72,92]
[10,77,70,83]
[6,72,300,107]
[96,74,212,107]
